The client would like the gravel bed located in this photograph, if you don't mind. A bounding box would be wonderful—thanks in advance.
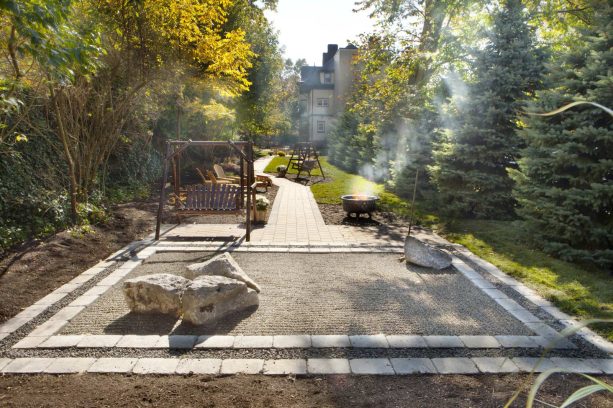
[62,252,532,336]
[5,345,595,360]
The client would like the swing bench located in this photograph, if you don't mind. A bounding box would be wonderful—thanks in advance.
[154,140,257,241]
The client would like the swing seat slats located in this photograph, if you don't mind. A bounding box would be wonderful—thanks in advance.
[177,184,241,214]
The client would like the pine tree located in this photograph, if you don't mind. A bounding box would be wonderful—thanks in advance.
[510,2,613,268]
[431,0,545,218]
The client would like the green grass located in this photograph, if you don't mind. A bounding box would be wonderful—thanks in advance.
[266,156,613,340]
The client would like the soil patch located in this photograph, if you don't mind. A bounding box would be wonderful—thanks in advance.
[0,201,157,325]
[0,373,610,407]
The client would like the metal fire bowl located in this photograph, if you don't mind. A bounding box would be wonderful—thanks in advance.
[341,194,379,217]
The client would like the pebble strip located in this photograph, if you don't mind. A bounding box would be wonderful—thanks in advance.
[1,356,611,375]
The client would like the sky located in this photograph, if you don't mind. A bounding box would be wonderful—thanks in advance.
[264,0,376,65]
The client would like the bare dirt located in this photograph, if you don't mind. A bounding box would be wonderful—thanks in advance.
[0,372,611,407]
[318,203,407,227]
[0,197,611,407]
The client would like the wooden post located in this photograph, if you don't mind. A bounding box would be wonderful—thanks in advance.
[245,142,253,242]
[239,155,245,208]
[155,142,172,240]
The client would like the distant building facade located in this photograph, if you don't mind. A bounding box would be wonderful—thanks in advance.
[299,44,358,145]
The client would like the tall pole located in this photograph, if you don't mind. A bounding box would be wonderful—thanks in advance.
[407,169,419,238]
[155,142,172,240]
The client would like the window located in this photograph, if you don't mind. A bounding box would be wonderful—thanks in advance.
[317,98,329,107]
[323,72,332,83]
[317,121,325,133]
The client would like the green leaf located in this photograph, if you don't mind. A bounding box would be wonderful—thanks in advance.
[559,384,611,408]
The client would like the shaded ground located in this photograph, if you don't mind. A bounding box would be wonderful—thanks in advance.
[0,373,611,408]
[63,252,532,336]
[319,203,408,227]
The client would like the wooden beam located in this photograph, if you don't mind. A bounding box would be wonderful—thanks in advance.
[155,142,172,240]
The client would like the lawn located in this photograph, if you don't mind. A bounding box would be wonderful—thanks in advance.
[265,155,613,340]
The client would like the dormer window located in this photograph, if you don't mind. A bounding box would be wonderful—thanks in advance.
[323,72,332,84]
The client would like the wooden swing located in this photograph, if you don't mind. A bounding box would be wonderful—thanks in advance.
[287,142,325,180]
[154,140,257,241]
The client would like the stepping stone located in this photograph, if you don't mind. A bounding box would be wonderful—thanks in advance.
[3,358,55,373]
[273,335,311,348]
[431,358,479,374]
[12,336,48,349]
[0,358,12,371]
[39,335,84,348]
[220,359,264,374]
[133,358,179,374]
[311,335,351,348]
[45,358,96,374]
[50,306,84,321]
[77,335,122,348]
[116,335,161,348]
[459,336,501,349]
[424,336,463,348]
[512,357,557,373]
[349,358,394,375]
[495,336,539,348]
[155,335,197,349]
[349,335,389,348]
[195,335,235,348]
[307,358,351,374]
[386,335,427,348]
[472,357,519,373]
[390,358,436,374]
[550,358,602,374]
[233,336,273,348]
[582,359,613,374]
[88,358,138,373]
[263,359,307,375]
[176,359,222,375]
[29,319,67,337]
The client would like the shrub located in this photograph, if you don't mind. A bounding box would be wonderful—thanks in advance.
[277,151,285,157]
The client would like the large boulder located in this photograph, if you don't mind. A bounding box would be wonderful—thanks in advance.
[404,236,452,270]
[123,274,190,316]
[182,275,259,325]
[187,253,261,293]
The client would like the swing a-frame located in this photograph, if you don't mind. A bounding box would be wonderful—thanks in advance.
[154,140,256,241]
[287,142,325,180]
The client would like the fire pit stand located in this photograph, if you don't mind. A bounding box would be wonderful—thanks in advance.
[341,195,379,218]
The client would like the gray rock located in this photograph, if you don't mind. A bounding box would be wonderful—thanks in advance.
[123,274,190,316]
[404,236,452,269]
[182,276,259,325]
[187,253,261,293]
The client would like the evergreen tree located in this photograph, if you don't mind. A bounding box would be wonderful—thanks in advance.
[431,0,545,218]
[510,1,613,268]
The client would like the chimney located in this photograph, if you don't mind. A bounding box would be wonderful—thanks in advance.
[322,44,338,65]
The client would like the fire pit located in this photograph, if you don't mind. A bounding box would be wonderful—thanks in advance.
[341,194,379,218]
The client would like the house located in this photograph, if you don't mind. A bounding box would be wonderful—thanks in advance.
[299,44,358,145]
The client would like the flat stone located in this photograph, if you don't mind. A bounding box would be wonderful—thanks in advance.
[307,358,351,374]
[495,336,539,348]
[220,359,264,374]
[12,336,48,349]
[182,276,258,325]
[54,283,82,293]
[195,335,235,348]
[506,308,540,323]
[432,358,479,374]
[582,359,613,374]
[541,306,572,320]
[0,358,12,371]
[311,335,351,348]
[116,335,161,348]
[263,359,307,375]
[77,335,122,348]
[459,336,501,349]
[404,236,452,269]
[15,304,49,319]
[350,358,394,375]
[532,335,576,349]
[133,358,179,374]
[233,336,273,348]
[187,253,261,292]
[273,335,311,348]
[68,295,99,307]
[0,317,31,333]
[123,274,190,316]
[390,358,437,374]
[45,358,96,374]
[49,306,84,322]
[82,286,111,297]
[512,357,557,372]
[424,336,464,348]
[176,359,222,375]
[155,335,197,349]
[88,358,138,373]
[29,319,67,337]
[481,288,509,299]
[35,292,67,306]
[495,298,523,310]
[470,278,496,289]
[386,335,428,348]
[349,335,389,348]
[472,357,519,373]
[3,358,55,373]
[550,358,603,374]
[39,335,84,348]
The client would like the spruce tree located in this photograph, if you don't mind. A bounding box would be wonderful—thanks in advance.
[431,0,544,218]
[510,2,613,268]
